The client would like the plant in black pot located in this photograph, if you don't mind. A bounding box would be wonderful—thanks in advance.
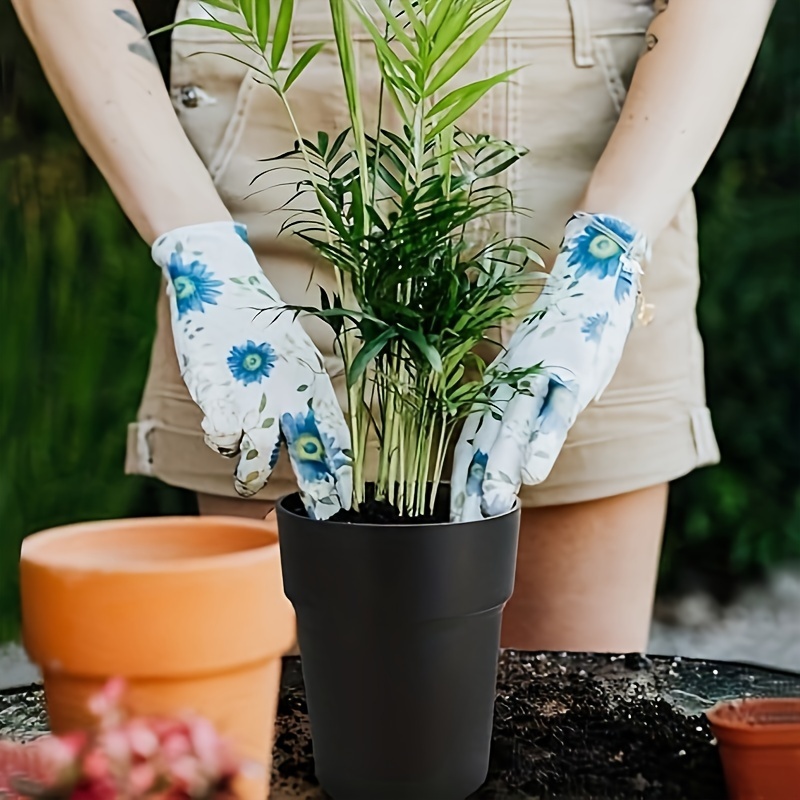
[162,1,543,797]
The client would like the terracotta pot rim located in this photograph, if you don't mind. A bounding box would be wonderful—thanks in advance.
[708,698,800,733]
[21,516,280,573]
[277,493,520,529]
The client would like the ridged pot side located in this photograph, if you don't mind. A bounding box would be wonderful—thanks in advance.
[20,516,296,800]
[277,493,520,800]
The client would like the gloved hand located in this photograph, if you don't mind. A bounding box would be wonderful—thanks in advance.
[152,221,352,520]
[450,212,649,522]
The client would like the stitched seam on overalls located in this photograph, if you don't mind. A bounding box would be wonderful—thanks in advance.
[207,74,255,181]
[567,0,596,67]
[592,38,628,114]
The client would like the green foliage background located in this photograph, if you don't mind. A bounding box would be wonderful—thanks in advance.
[0,1,798,637]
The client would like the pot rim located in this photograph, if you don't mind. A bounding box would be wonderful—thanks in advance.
[21,515,281,573]
[707,698,800,733]
[277,492,520,529]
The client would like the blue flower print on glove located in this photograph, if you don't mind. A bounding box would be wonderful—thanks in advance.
[450,212,648,522]
[282,407,350,486]
[581,312,609,343]
[227,340,277,385]
[466,450,489,497]
[167,251,224,317]
[152,221,352,520]
[566,215,638,302]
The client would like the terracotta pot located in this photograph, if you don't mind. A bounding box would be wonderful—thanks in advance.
[20,516,296,800]
[707,697,800,800]
[277,490,520,800]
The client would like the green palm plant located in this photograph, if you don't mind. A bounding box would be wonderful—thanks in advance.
[160,0,543,518]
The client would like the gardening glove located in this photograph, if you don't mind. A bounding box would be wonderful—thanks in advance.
[152,221,352,520]
[450,212,649,522]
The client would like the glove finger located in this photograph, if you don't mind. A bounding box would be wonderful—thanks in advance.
[450,409,483,522]
[233,423,282,497]
[311,374,353,512]
[521,378,581,485]
[458,383,515,521]
[280,397,344,521]
[197,382,245,457]
[481,383,547,518]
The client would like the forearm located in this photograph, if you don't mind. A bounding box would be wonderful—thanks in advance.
[581,0,775,241]
[11,0,230,244]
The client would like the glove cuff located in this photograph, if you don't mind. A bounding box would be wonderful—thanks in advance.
[151,221,252,272]
[567,211,650,271]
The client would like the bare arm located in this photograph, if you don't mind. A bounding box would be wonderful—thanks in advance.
[11,0,230,244]
[581,0,775,241]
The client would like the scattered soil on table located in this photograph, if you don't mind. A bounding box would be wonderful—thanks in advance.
[484,652,727,800]
[271,653,732,799]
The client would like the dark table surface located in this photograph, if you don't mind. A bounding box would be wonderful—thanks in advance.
[4,651,800,799]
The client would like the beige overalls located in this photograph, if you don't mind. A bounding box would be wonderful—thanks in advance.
[126,0,720,505]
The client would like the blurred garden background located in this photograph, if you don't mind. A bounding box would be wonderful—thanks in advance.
[1,1,799,643]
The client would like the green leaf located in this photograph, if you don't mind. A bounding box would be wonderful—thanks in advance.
[478,155,521,179]
[393,0,426,42]
[246,449,260,460]
[319,286,331,311]
[238,0,256,30]
[370,0,418,55]
[199,0,240,13]
[262,417,276,428]
[255,0,270,50]
[283,41,327,90]
[349,5,419,96]
[149,17,253,40]
[348,328,397,388]
[399,327,443,373]
[259,393,267,413]
[427,0,511,94]
[428,69,520,139]
[427,0,473,65]
[297,384,309,392]
[326,128,351,163]
[244,470,260,483]
[271,0,295,71]
[427,0,456,38]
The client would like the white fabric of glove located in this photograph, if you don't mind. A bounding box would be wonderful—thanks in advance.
[152,221,352,520]
[450,212,649,522]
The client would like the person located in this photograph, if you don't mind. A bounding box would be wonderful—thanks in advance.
[12,0,774,653]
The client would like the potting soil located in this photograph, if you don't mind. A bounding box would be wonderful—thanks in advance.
[5,651,800,799]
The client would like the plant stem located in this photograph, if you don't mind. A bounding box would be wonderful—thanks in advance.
[278,91,365,507]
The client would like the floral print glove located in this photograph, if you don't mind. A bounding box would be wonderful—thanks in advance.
[152,222,352,520]
[450,213,649,522]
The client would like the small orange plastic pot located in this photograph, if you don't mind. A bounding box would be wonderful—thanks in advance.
[707,697,800,800]
[19,516,296,800]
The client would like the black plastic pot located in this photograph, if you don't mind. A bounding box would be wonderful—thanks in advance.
[276,490,520,800]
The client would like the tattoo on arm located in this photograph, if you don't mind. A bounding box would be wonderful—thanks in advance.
[643,0,668,53]
[113,8,158,67]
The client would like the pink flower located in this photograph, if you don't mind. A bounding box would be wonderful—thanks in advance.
[69,777,118,800]
[97,729,130,767]
[187,718,237,779]
[79,748,112,785]
[1,679,241,799]
[160,728,193,765]
[128,761,158,795]
[124,720,160,760]
[0,734,87,798]
[87,679,126,726]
